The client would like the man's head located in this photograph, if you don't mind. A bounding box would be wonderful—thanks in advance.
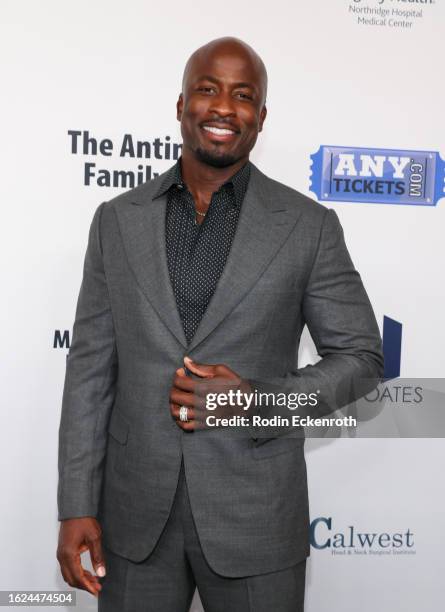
[177,37,268,168]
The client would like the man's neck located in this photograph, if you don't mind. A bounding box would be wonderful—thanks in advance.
[180,150,249,213]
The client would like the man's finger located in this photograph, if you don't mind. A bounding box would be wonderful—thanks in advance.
[59,562,72,587]
[170,403,209,430]
[170,389,205,409]
[170,403,196,422]
[57,548,78,588]
[175,417,207,431]
[83,569,101,583]
[173,370,195,392]
[193,378,237,398]
[170,403,209,422]
[83,569,102,590]
[65,553,100,596]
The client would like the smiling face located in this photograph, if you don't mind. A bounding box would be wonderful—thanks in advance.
[177,38,267,168]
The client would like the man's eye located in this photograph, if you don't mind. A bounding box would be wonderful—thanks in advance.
[235,92,253,100]
[197,87,214,94]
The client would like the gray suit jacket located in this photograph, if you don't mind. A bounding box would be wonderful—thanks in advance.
[58,162,383,577]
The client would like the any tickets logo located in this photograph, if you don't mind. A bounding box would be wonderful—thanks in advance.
[310,145,445,206]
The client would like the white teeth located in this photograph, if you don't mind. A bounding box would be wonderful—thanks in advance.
[203,126,235,135]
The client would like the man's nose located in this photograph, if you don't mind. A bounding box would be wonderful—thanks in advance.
[208,91,236,117]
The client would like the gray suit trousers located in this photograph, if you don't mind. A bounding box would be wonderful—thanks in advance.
[98,459,306,612]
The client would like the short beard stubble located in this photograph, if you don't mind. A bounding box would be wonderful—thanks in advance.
[194,146,240,168]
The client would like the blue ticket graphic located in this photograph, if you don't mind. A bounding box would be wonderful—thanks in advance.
[310,145,445,206]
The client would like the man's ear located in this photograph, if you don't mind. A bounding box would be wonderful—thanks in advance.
[176,94,184,121]
[258,105,267,132]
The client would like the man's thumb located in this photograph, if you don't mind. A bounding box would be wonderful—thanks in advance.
[184,356,214,378]
[89,537,106,577]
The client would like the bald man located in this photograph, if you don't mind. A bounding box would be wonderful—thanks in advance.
[57,37,383,611]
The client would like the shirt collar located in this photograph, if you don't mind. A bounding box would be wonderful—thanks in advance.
[153,157,251,207]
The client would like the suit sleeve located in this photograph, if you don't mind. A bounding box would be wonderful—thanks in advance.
[248,208,384,442]
[57,202,118,519]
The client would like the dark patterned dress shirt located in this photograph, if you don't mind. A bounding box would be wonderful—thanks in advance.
[153,158,251,345]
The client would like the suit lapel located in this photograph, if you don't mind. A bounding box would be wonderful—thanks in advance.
[187,164,302,351]
[114,180,188,348]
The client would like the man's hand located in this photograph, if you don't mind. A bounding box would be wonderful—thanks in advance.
[169,356,252,430]
[57,517,105,597]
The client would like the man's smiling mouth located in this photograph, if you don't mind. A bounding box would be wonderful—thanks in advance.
[202,126,237,136]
